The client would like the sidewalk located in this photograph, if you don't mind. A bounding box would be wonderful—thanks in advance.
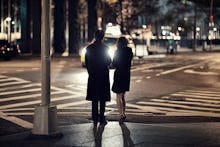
[1,121,220,146]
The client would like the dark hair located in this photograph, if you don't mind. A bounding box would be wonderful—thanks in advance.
[117,36,128,49]
[94,30,104,41]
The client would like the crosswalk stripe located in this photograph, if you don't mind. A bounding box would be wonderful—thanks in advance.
[137,101,220,112]
[185,98,220,104]
[0,111,33,128]
[178,91,220,97]
[51,86,85,96]
[0,75,7,78]
[57,100,89,109]
[1,108,34,112]
[160,62,206,75]
[134,102,220,117]
[0,83,39,92]
[180,92,220,99]
[0,91,64,102]
[0,88,41,96]
[131,62,175,72]
[0,78,17,82]
[0,81,30,87]
[0,94,83,110]
[185,89,220,95]
[171,93,220,100]
[151,99,220,108]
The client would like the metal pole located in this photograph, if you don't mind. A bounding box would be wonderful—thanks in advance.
[1,0,3,33]
[41,0,51,106]
[210,0,214,50]
[32,0,60,136]
[8,0,11,43]
[193,4,197,51]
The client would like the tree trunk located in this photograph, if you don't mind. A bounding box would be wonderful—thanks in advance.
[20,0,31,53]
[69,0,79,54]
[88,0,97,42]
[54,0,66,53]
[31,0,41,55]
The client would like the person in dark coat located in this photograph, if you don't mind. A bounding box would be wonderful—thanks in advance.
[85,30,111,125]
[112,36,133,124]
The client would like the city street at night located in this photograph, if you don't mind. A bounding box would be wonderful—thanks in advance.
[1,51,220,134]
[1,0,220,146]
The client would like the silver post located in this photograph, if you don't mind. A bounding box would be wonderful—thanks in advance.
[41,0,51,106]
[8,0,11,44]
[32,0,60,136]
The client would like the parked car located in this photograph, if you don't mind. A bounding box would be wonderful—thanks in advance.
[79,35,135,67]
[0,40,20,60]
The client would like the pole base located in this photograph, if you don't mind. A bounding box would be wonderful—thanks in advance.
[32,105,59,136]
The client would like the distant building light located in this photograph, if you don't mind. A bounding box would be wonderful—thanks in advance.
[5,17,11,22]
[213,27,217,32]
[178,27,182,31]
[107,22,113,27]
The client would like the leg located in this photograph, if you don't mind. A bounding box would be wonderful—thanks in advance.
[100,100,107,124]
[92,100,98,124]
[116,93,123,116]
[121,92,126,117]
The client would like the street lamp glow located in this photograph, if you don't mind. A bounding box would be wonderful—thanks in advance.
[142,25,146,29]
[196,27,200,32]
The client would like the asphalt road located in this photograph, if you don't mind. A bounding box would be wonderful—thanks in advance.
[1,52,220,136]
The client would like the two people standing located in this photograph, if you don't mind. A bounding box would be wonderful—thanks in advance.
[85,30,133,125]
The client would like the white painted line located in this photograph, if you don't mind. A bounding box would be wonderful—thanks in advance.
[0,91,63,102]
[137,101,220,112]
[31,68,39,70]
[0,111,33,128]
[131,62,175,72]
[185,98,220,104]
[51,86,85,96]
[0,94,83,110]
[136,101,220,117]
[57,100,90,109]
[0,88,41,96]
[185,89,220,94]
[0,75,7,78]
[159,62,206,75]
[146,76,151,79]
[0,78,15,82]
[184,69,219,76]
[1,108,34,112]
[151,99,220,108]
[3,112,34,116]
[0,83,39,92]
[0,81,30,87]
[16,69,24,72]
[0,71,8,74]
[136,80,142,83]
[172,93,220,100]
[179,91,220,97]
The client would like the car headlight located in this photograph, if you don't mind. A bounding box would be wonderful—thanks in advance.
[80,47,86,55]
[108,47,115,60]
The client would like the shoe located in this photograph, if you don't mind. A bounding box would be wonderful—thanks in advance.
[93,120,98,125]
[119,115,126,125]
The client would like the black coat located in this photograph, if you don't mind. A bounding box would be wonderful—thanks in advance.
[85,41,111,101]
[112,47,133,93]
